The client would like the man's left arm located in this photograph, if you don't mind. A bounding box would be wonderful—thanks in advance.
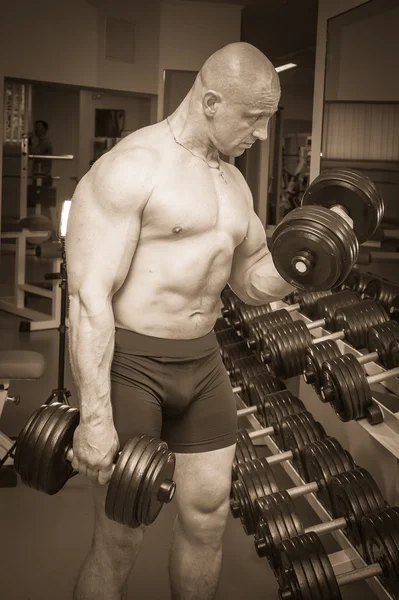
[229,199,295,306]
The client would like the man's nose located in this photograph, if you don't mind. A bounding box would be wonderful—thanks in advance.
[253,122,268,142]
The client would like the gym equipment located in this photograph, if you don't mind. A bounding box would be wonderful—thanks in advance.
[276,510,399,600]
[14,402,176,528]
[233,407,318,481]
[220,341,254,377]
[261,300,388,379]
[303,320,399,395]
[230,437,354,535]
[237,390,304,429]
[215,326,240,349]
[233,290,336,339]
[246,290,360,356]
[230,361,286,405]
[0,350,46,486]
[320,352,399,423]
[270,169,384,291]
[254,468,386,573]
[339,270,379,295]
[284,289,332,318]
[362,278,399,310]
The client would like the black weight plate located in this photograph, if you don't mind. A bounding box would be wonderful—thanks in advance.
[233,430,257,478]
[216,327,240,350]
[256,491,305,576]
[304,341,341,395]
[303,437,354,512]
[240,361,269,400]
[321,355,355,421]
[121,436,161,528]
[37,404,79,494]
[271,207,350,291]
[302,168,382,243]
[14,404,47,482]
[277,535,314,600]
[235,460,270,535]
[362,509,399,599]
[368,320,399,369]
[248,373,286,410]
[233,355,263,391]
[341,270,378,295]
[105,436,146,524]
[18,403,62,490]
[133,439,168,525]
[344,354,364,420]
[263,391,305,426]
[222,341,252,375]
[137,445,176,526]
[315,290,360,331]
[297,290,333,319]
[330,469,370,550]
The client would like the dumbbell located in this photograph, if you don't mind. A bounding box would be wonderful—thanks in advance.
[254,468,386,575]
[237,390,304,429]
[246,290,361,357]
[320,349,399,424]
[362,278,399,310]
[339,269,379,295]
[233,408,321,482]
[303,320,399,395]
[232,290,333,338]
[276,509,399,600]
[220,340,255,378]
[230,437,354,536]
[270,168,384,291]
[14,403,176,528]
[215,326,241,350]
[214,317,231,332]
[230,359,290,407]
[260,300,388,379]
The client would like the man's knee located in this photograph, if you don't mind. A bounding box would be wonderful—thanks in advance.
[177,487,231,543]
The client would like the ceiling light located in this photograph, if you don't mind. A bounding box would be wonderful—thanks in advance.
[275,63,297,73]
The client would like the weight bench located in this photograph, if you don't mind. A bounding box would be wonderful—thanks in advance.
[0,350,46,486]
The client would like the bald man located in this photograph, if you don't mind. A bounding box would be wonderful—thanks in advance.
[66,42,293,600]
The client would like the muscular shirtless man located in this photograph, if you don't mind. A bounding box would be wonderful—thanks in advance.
[66,42,294,600]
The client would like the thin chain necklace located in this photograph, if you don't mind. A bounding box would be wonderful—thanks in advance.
[167,117,227,184]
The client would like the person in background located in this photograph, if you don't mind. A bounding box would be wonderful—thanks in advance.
[29,119,53,186]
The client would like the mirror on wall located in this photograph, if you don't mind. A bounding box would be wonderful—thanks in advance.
[321,0,399,280]
[1,77,156,322]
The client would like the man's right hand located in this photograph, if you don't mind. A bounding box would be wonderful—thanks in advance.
[72,420,120,485]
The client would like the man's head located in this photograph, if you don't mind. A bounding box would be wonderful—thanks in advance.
[194,43,280,157]
[34,120,49,138]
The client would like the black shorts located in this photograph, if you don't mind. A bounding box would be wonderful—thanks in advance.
[110,328,238,453]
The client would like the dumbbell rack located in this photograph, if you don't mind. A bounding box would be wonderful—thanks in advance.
[233,299,399,600]
[289,304,399,506]
[236,393,392,600]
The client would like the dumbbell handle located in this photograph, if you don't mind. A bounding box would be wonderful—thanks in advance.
[65,447,176,504]
[367,366,399,385]
[237,406,257,417]
[305,516,347,536]
[66,447,116,472]
[335,563,382,586]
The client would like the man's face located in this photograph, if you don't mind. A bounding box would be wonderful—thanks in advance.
[34,122,46,138]
[210,84,280,157]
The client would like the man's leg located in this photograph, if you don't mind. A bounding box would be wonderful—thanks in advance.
[74,481,146,600]
[169,444,235,600]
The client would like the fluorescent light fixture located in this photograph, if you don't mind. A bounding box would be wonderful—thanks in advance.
[275,63,297,73]
[60,200,72,238]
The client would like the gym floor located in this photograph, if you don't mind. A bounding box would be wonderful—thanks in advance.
[0,308,378,600]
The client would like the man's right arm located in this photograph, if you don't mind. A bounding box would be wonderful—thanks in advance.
[66,147,155,480]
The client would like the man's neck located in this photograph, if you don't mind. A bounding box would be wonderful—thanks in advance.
[169,98,219,166]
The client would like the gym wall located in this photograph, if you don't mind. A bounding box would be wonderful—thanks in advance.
[0,0,242,227]
[310,0,399,181]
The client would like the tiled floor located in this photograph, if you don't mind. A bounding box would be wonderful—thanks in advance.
[0,309,378,600]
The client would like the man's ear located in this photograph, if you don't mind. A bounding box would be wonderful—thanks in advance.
[203,90,221,117]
